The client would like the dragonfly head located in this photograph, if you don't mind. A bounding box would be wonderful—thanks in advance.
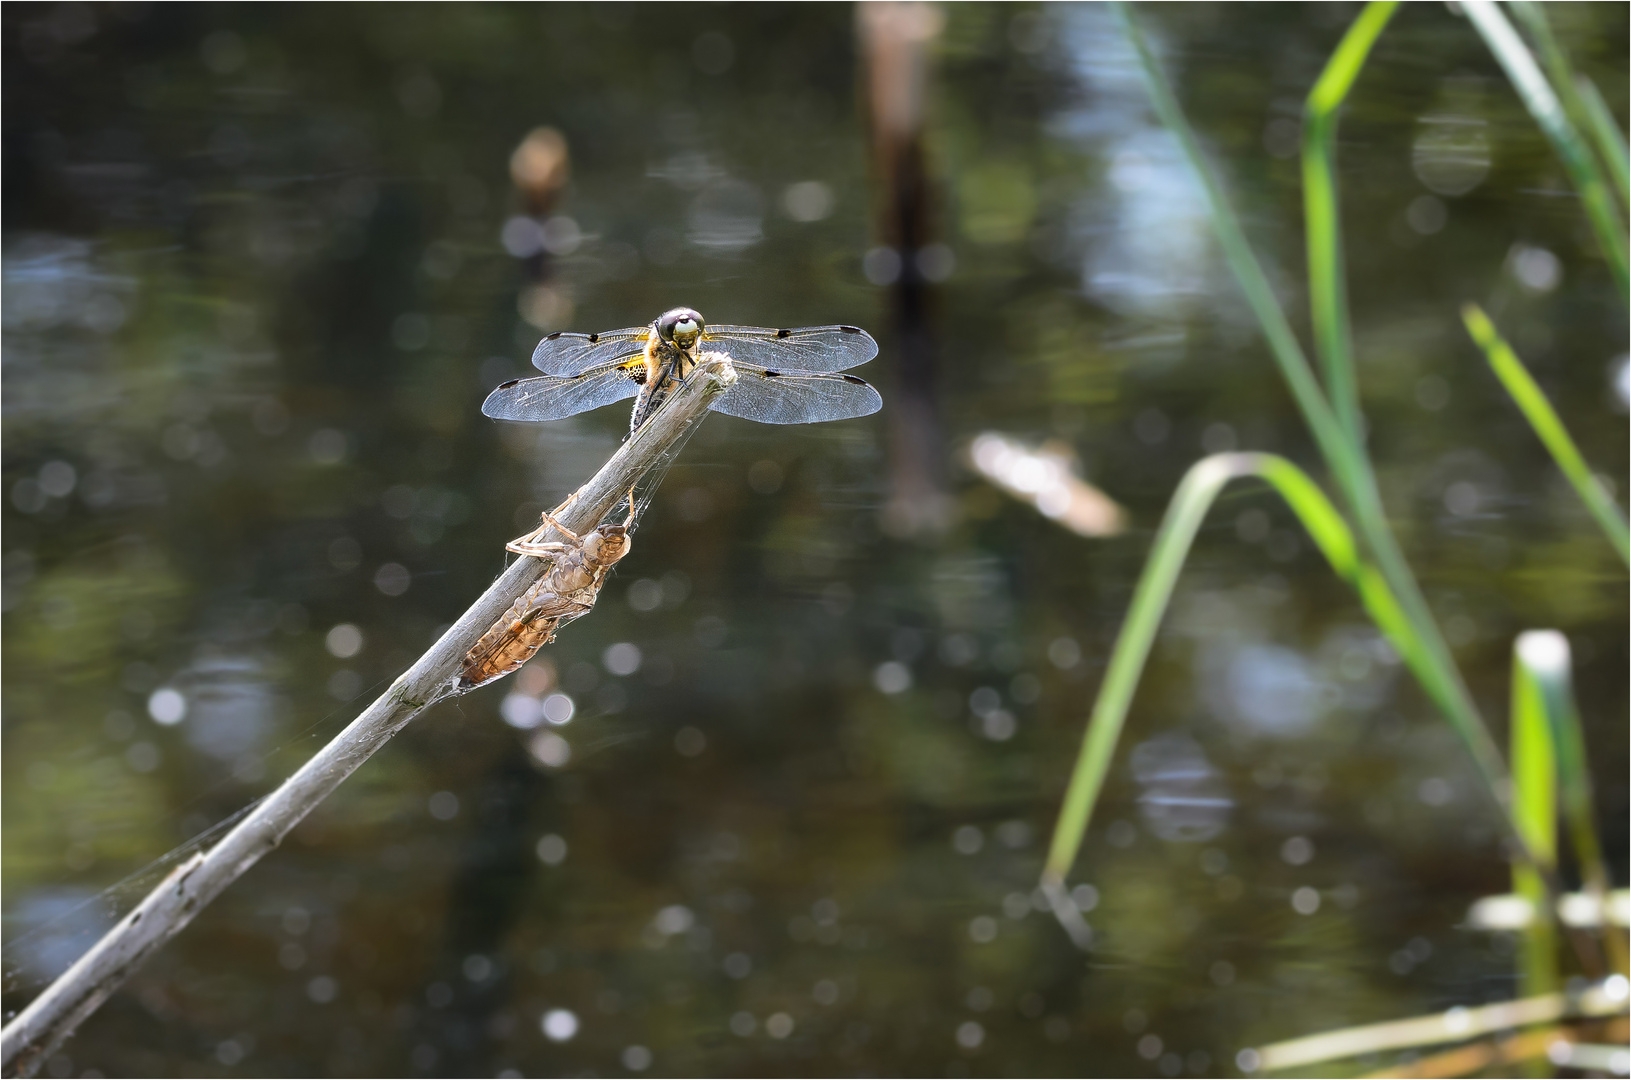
[655,307,705,349]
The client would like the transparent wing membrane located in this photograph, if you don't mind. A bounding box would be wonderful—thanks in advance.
[530,328,650,375]
[481,363,642,422]
[492,317,882,427]
[709,366,882,424]
[700,325,878,372]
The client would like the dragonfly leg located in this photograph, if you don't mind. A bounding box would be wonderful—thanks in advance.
[546,487,582,523]
[505,538,573,558]
[531,501,584,545]
[506,489,588,555]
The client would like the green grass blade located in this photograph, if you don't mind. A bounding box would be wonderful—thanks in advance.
[1253,457,1457,716]
[1114,2,1513,831]
[1515,631,1629,974]
[1303,1,1399,447]
[1463,0,1629,301]
[1041,454,1241,886]
[1509,632,1560,999]
[1112,4,1360,498]
[1507,1,1630,211]
[1044,453,1482,886]
[1574,75,1631,210]
[1462,304,1631,566]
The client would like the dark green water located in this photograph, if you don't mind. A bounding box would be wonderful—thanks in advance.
[4,4,1626,1076]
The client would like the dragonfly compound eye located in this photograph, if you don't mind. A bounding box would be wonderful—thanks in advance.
[656,306,705,346]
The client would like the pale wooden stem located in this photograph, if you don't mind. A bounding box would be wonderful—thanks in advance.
[0,357,737,1079]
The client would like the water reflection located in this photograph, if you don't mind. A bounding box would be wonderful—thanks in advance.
[1130,732,1231,843]
[1412,78,1494,197]
[1058,6,1213,315]
[687,178,766,252]
[1219,645,1322,736]
[3,3,1626,1077]
[6,889,110,983]
[4,237,130,339]
[1085,133,1212,314]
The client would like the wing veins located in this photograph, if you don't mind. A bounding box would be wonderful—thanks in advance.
[481,360,644,422]
[700,324,878,372]
[709,362,882,424]
[530,327,650,375]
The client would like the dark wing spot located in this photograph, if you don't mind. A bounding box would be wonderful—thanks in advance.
[841,374,869,385]
[498,378,520,389]
[587,333,599,343]
[546,331,563,340]
[762,369,782,378]
[839,325,862,333]
[776,328,792,338]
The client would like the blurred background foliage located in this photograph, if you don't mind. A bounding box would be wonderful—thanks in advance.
[2,3,1625,1076]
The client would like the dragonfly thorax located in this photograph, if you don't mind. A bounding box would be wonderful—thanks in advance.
[579,526,630,565]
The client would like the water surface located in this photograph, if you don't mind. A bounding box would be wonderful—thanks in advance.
[4,4,1626,1076]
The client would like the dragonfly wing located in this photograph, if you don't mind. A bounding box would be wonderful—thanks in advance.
[700,324,878,372]
[482,361,642,422]
[709,364,882,425]
[530,327,650,375]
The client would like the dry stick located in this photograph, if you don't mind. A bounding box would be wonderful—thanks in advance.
[0,356,739,1079]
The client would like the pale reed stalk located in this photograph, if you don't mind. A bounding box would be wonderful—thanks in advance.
[0,357,737,1079]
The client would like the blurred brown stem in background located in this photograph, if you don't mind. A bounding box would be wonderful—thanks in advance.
[859,2,952,538]
[510,126,574,331]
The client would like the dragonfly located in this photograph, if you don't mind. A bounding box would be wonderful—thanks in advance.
[481,307,882,432]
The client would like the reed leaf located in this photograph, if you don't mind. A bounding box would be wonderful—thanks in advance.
[1506,1,1631,211]
[1113,2,1512,825]
[1462,0,1629,301]
[1462,304,1630,566]
[1513,631,1629,975]
[1573,75,1631,211]
[1510,632,1560,1000]
[1303,0,1399,446]
[1045,453,1469,885]
[1251,979,1630,1073]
